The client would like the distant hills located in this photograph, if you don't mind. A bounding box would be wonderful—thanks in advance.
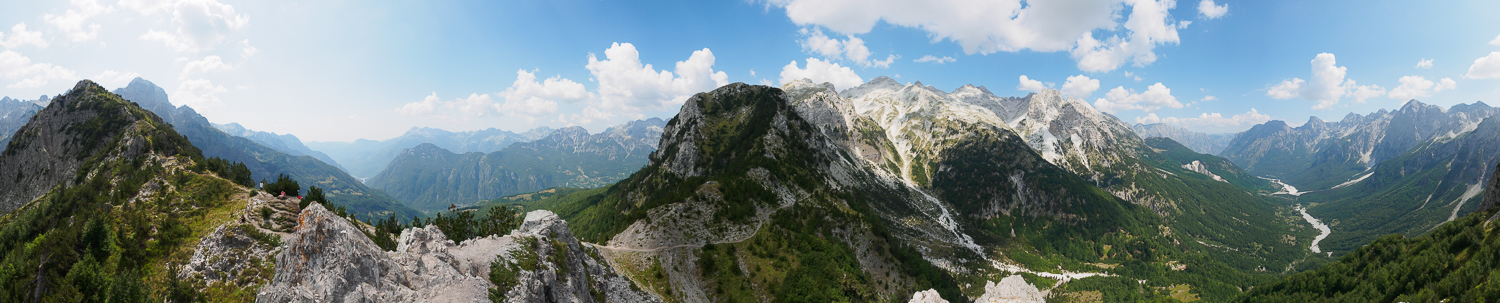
[111,77,419,220]
[212,122,346,172]
[365,119,664,211]
[0,96,44,150]
[306,125,556,179]
[1132,122,1235,155]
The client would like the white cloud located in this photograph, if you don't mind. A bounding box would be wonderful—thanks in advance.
[1416,58,1433,69]
[1061,74,1100,98]
[173,78,227,108]
[394,92,498,120]
[586,42,729,112]
[1198,0,1228,19]
[1134,108,1271,128]
[1200,95,1217,102]
[798,29,898,68]
[1265,53,1368,110]
[44,0,110,43]
[240,39,258,58]
[1465,52,1500,79]
[1068,0,1182,72]
[92,70,140,87]
[179,55,234,79]
[1387,75,1454,101]
[1491,34,1500,46]
[562,106,616,126]
[0,23,49,49]
[119,0,175,15]
[780,57,863,91]
[1093,82,1182,113]
[1016,75,1047,93]
[769,0,1182,73]
[1436,77,1457,92]
[1349,83,1385,104]
[0,50,78,89]
[138,0,249,52]
[914,55,956,64]
[1124,71,1143,81]
[495,69,588,123]
[759,78,774,86]
[396,92,442,116]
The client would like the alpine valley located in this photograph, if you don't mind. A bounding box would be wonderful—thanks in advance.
[3,77,1500,303]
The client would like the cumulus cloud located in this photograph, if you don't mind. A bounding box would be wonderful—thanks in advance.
[1349,83,1385,104]
[1198,0,1228,19]
[1135,108,1271,129]
[396,92,442,116]
[494,69,590,123]
[586,42,729,112]
[799,29,898,68]
[1016,75,1047,93]
[173,78,228,108]
[0,23,49,49]
[1264,53,1379,110]
[179,55,234,79]
[780,58,864,91]
[1093,82,1182,114]
[138,0,250,52]
[0,50,78,89]
[769,0,1186,73]
[1387,75,1455,101]
[394,92,499,121]
[1068,0,1183,72]
[1416,58,1433,69]
[44,0,110,42]
[1491,34,1500,46]
[1200,95,1218,102]
[913,55,956,64]
[1061,75,1101,98]
[1465,52,1500,79]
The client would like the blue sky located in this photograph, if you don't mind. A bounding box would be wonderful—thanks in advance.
[1,0,1498,142]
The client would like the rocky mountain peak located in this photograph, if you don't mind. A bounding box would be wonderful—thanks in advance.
[0,79,195,213]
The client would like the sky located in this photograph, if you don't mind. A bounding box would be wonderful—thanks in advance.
[1,0,1498,142]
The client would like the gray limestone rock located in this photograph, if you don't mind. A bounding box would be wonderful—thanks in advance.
[257,205,657,303]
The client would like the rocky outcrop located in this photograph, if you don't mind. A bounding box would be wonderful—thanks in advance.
[975,275,1044,303]
[257,204,656,302]
[256,203,416,302]
[907,289,950,303]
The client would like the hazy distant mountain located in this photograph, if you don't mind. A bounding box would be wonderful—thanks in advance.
[366,118,664,211]
[0,96,44,151]
[1131,123,1234,155]
[1221,100,1499,190]
[212,122,346,171]
[112,77,419,220]
[306,126,556,179]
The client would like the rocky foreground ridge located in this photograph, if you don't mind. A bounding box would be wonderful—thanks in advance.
[256,203,656,302]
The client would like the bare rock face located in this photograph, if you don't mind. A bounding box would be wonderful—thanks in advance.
[256,203,417,302]
[493,210,661,303]
[256,204,657,303]
[907,289,950,303]
[975,275,1044,303]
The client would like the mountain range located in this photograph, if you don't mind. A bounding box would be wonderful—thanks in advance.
[0,96,44,150]
[1132,123,1235,155]
[211,122,346,172]
[365,118,664,212]
[2,77,1497,302]
[306,125,556,179]
[110,77,419,220]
